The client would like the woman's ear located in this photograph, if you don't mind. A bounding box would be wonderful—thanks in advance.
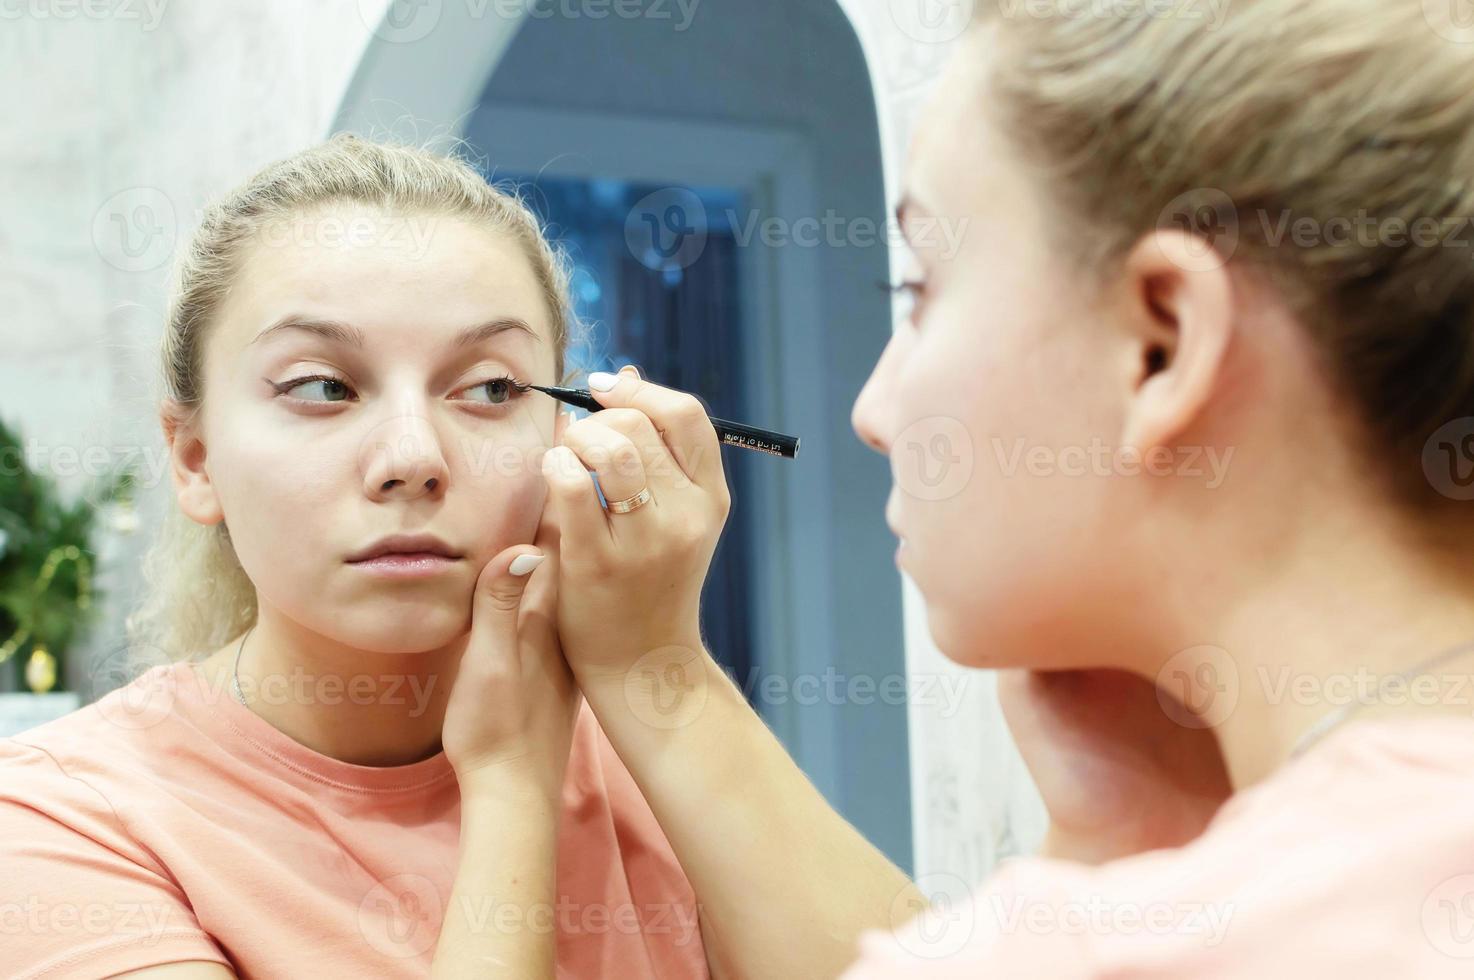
[160,398,225,527]
[1117,228,1235,454]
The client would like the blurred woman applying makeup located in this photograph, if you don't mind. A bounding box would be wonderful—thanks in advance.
[530,0,1474,976]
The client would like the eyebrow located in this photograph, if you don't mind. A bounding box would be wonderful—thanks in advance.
[248,315,541,350]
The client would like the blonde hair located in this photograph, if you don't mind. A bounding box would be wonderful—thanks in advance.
[969,1,1474,516]
[125,133,582,665]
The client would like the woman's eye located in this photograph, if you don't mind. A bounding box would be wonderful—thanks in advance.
[878,278,926,321]
[278,375,353,402]
[460,376,525,406]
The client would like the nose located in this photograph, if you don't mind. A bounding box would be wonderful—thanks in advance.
[851,335,899,456]
[359,411,450,501]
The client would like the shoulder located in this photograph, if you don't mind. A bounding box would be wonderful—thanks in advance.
[842,718,1474,978]
[1,662,205,849]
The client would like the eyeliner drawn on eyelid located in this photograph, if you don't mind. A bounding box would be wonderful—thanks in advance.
[267,373,532,407]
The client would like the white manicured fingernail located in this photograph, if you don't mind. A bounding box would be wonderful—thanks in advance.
[587,371,619,391]
[509,553,545,576]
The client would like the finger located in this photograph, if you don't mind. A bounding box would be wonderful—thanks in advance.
[584,369,724,491]
[468,544,546,679]
[576,406,691,495]
[519,498,562,628]
[541,444,610,549]
[562,415,657,518]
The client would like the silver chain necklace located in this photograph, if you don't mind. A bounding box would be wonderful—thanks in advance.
[229,624,255,708]
[1286,638,1474,761]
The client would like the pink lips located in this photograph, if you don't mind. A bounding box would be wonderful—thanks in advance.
[348,553,461,579]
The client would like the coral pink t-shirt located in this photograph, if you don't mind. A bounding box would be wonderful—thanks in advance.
[0,659,708,979]
[842,714,1474,978]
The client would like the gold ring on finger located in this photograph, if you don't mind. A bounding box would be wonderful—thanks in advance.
[607,485,653,515]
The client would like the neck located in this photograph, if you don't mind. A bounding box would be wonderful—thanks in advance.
[1159,510,1474,791]
[203,606,467,767]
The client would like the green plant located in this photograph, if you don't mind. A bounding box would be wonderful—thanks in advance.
[0,416,136,692]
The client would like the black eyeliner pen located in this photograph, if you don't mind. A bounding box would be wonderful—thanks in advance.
[529,384,801,460]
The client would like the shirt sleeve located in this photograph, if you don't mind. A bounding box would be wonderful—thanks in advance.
[0,739,232,980]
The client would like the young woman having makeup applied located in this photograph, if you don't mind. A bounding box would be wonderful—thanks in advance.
[449,2,1474,977]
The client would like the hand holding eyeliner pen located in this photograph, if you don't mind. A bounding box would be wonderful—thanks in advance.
[528,383,801,460]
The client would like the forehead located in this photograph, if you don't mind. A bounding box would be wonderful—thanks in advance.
[217,205,554,361]
[901,46,987,216]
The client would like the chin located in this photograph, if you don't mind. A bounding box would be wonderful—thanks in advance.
[337,611,467,654]
[921,592,1065,671]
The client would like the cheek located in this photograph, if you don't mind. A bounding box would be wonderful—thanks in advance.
[894,291,1119,666]
[454,419,553,551]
